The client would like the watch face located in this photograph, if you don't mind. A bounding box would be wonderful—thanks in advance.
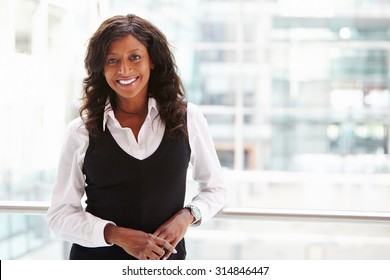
[191,206,201,221]
[193,207,201,218]
[186,205,201,222]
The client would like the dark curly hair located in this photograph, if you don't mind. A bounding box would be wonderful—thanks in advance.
[80,14,187,137]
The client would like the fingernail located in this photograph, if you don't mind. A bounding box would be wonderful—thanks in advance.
[173,249,177,254]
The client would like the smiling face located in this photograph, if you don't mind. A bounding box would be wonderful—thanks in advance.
[103,34,153,105]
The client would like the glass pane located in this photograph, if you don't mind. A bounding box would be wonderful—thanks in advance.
[186,217,390,259]
[1,214,67,260]
[2,0,390,260]
[0,1,91,201]
[14,0,38,54]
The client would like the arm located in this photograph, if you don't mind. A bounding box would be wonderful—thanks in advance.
[153,103,227,259]
[186,102,227,224]
[46,118,111,247]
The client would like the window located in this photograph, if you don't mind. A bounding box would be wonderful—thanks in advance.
[2,0,390,260]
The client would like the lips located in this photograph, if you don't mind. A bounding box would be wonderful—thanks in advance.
[117,76,139,85]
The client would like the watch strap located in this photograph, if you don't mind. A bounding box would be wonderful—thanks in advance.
[185,205,201,225]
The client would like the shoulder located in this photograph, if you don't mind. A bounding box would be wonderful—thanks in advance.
[186,102,212,139]
[64,116,89,142]
[55,116,90,162]
[187,102,206,122]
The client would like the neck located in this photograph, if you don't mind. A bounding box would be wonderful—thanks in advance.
[116,104,148,115]
[115,94,149,114]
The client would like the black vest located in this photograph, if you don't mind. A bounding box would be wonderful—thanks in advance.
[69,127,191,260]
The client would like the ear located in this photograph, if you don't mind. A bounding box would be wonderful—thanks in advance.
[151,63,155,70]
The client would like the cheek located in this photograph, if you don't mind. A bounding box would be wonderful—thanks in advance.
[103,68,114,81]
[103,70,116,89]
[141,64,152,78]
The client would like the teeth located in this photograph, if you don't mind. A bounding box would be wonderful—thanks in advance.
[118,77,137,85]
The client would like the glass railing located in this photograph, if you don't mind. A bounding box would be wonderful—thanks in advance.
[1,201,390,260]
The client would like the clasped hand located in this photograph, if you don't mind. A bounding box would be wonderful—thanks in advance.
[105,208,193,260]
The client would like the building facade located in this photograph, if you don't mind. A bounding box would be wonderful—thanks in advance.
[2,0,390,259]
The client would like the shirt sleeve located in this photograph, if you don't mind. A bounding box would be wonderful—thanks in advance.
[187,103,227,225]
[46,118,114,247]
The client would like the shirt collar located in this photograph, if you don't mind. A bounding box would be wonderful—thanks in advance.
[102,97,158,131]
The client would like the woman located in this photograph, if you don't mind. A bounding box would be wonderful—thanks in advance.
[47,14,226,260]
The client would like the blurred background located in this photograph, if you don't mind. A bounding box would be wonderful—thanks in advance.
[1,0,390,259]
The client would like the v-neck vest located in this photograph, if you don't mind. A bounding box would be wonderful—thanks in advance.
[69,127,191,260]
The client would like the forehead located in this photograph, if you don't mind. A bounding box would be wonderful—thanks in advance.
[107,34,148,53]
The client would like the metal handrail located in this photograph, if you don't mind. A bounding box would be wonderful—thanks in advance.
[218,207,390,222]
[0,200,50,214]
[1,200,390,222]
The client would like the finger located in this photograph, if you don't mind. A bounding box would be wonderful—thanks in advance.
[145,248,163,260]
[153,228,169,239]
[153,228,161,236]
[162,251,171,260]
[161,239,181,260]
[154,231,167,240]
[148,253,161,260]
[161,244,175,260]
[154,229,174,243]
[151,245,165,258]
[160,246,174,260]
[156,238,177,255]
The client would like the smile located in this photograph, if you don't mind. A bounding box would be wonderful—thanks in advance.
[117,76,139,85]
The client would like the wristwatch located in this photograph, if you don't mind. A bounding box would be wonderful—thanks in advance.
[184,205,201,225]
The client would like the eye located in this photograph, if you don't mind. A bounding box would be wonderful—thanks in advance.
[130,54,141,61]
[107,58,118,64]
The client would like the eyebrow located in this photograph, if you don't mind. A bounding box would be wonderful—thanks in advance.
[106,48,145,56]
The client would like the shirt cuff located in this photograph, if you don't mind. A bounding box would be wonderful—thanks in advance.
[93,220,116,247]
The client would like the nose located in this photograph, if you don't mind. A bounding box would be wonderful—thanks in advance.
[118,60,132,75]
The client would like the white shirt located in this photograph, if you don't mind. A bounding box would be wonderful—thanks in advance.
[47,98,226,247]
